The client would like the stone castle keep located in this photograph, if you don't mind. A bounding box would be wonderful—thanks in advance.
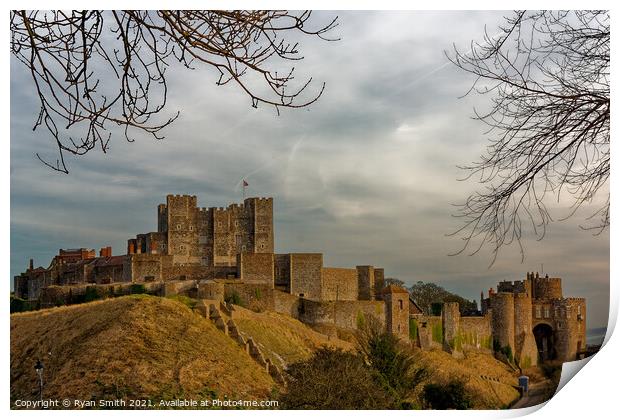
[14,194,586,364]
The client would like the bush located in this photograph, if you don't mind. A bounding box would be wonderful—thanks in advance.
[224,291,243,306]
[10,296,32,313]
[422,379,473,409]
[357,316,425,408]
[84,286,106,302]
[130,284,148,295]
[281,347,395,409]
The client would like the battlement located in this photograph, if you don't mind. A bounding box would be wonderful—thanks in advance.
[497,280,527,293]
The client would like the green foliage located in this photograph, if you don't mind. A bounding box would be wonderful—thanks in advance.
[409,319,418,341]
[409,281,478,315]
[356,310,366,330]
[480,335,492,349]
[422,379,473,409]
[430,302,443,316]
[431,322,443,343]
[225,291,243,306]
[130,284,148,295]
[281,347,395,409]
[357,317,426,408]
[254,288,262,300]
[167,294,198,310]
[384,278,405,288]
[84,286,106,302]
[10,296,32,313]
[521,355,532,369]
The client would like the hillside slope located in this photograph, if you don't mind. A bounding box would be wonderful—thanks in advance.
[230,304,353,369]
[10,295,276,404]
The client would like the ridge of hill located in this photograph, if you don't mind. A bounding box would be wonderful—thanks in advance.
[11,295,277,404]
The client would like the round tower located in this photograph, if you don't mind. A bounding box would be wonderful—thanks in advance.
[491,292,515,354]
[513,292,538,367]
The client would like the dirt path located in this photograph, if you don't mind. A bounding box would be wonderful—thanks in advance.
[511,379,555,409]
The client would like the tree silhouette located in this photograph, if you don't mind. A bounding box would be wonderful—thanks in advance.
[448,10,609,263]
[11,10,338,172]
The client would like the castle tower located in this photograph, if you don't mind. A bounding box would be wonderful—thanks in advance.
[442,302,462,357]
[356,266,376,300]
[513,292,538,368]
[491,292,515,354]
[382,284,410,341]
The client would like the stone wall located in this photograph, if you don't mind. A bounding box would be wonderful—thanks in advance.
[274,254,291,291]
[321,268,358,301]
[38,281,164,307]
[383,288,409,340]
[532,276,562,300]
[289,253,323,300]
[197,281,225,300]
[459,315,493,352]
[131,254,171,282]
[273,289,300,318]
[554,297,586,361]
[237,252,274,286]
[356,266,375,300]
[299,299,385,331]
[442,302,461,353]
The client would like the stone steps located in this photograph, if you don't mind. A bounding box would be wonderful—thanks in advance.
[195,299,286,384]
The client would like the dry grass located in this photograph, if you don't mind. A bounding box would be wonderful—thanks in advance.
[231,305,353,369]
[410,349,520,409]
[11,295,275,405]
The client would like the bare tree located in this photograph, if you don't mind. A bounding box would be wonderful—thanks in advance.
[10,10,338,173]
[448,10,609,263]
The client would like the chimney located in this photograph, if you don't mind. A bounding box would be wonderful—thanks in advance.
[29,258,34,271]
[99,246,112,258]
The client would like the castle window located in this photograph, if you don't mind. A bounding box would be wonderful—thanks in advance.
[397,324,401,333]
[189,225,193,231]
[180,245,185,251]
[544,306,550,318]
[399,299,403,310]
[235,220,239,227]
[577,305,582,315]
[177,224,182,230]
[218,221,222,227]
[260,244,265,249]
[557,321,562,329]
[535,305,542,318]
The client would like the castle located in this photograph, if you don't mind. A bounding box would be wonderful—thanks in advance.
[14,194,586,364]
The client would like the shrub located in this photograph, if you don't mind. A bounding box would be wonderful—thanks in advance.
[281,347,394,409]
[422,379,473,409]
[225,291,243,306]
[84,286,105,302]
[357,316,426,408]
[130,284,147,295]
[10,296,32,313]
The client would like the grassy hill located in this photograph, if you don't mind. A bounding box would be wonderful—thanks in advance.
[231,305,353,369]
[11,295,277,404]
[411,349,520,408]
[11,294,519,409]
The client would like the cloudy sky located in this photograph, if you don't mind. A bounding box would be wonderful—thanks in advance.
[10,11,609,329]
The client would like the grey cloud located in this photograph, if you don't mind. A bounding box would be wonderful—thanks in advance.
[10,11,609,329]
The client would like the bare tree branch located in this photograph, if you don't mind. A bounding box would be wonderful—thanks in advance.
[446,10,609,264]
[11,10,339,173]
